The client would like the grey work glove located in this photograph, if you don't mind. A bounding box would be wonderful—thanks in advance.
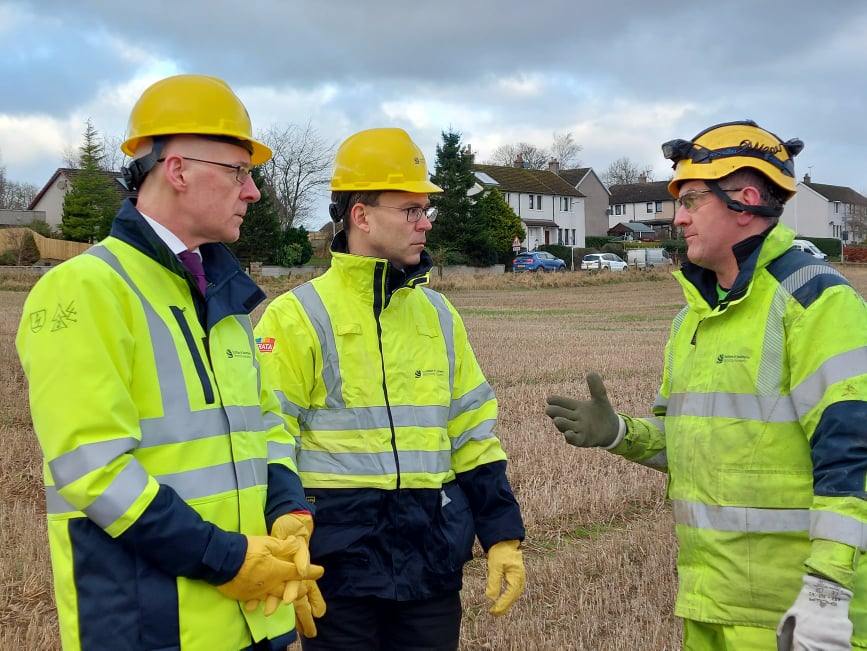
[777,574,853,650]
[545,372,623,448]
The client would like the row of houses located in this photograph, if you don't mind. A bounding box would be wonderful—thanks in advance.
[4,162,866,254]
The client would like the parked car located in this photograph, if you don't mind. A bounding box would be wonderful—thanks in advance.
[512,251,567,272]
[791,239,828,260]
[626,248,673,269]
[581,253,628,272]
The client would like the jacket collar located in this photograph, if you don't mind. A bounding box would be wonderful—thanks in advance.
[108,199,266,326]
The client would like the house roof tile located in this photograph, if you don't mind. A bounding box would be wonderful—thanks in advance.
[608,181,671,204]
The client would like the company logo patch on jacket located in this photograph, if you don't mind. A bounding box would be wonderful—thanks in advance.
[716,353,750,364]
[256,336,275,353]
[415,368,445,378]
[226,348,252,360]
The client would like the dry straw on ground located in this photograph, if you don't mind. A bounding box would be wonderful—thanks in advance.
[3,265,866,650]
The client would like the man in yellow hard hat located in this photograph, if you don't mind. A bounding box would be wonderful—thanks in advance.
[254,127,527,649]
[16,74,322,651]
[546,120,867,650]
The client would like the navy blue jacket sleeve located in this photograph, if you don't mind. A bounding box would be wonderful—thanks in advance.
[456,459,525,551]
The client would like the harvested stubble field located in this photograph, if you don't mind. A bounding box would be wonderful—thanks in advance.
[3,264,866,650]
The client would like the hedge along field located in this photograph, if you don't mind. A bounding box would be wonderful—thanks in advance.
[3,265,867,650]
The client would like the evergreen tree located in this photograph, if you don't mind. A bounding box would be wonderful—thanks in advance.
[477,188,525,264]
[228,166,282,264]
[277,225,313,267]
[428,129,498,265]
[61,120,121,242]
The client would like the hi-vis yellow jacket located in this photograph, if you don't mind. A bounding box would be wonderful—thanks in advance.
[254,232,525,600]
[613,223,867,641]
[15,201,308,651]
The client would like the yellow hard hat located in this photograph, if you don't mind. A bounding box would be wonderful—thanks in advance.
[662,120,803,199]
[121,74,272,165]
[330,128,442,193]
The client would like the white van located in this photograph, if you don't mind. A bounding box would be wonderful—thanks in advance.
[626,248,673,269]
[792,239,828,260]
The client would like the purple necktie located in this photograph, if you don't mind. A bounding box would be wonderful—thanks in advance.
[178,250,207,295]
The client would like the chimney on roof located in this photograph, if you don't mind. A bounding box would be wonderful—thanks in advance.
[803,173,811,184]
[638,172,647,183]
[547,157,560,174]
[513,154,524,168]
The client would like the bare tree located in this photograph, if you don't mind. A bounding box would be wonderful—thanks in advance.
[0,156,38,208]
[101,134,128,173]
[602,156,655,186]
[486,142,550,170]
[1,180,39,209]
[258,122,335,228]
[551,131,582,169]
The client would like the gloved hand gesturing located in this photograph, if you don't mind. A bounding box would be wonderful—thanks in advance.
[292,572,327,638]
[485,539,526,616]
[217,535,309,608]
[776,574,853,650]
[545,372,622,448]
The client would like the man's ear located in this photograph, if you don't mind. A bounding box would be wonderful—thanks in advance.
[161,155,188,192]
[349,203,371,233]
[737,186,765,224]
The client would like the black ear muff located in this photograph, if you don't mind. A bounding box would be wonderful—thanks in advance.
[329,202,342,223]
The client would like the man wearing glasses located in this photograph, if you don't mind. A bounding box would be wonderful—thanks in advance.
[546,120,867,650]
[16,74,321,650]
[254,127,526,650]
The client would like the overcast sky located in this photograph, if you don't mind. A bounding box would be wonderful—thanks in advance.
[2,0,866,226]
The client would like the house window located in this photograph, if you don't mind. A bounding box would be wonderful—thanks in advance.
[536,195,543,210]
[615,204,623,216]
[646,202,653,214]
[571,229,576,244]
[529,195,534,209]
[835,202,840,213]
[655,201,663,213]
[559,229,565,245]
[560,197,570,211]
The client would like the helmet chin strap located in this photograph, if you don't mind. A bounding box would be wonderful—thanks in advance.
[121,138,166,191]
[707,180,782,218]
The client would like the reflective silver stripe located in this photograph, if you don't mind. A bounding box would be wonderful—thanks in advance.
[673,500,809,533]
[641,451,668,471]
[299,448,451,476]
[791,347,867,419]
[83,461,151,528]
[451,418,497,451]
[268,440,297,464]
[49,437,138,487]
[756,285,788,394]
[275,390,303,420]
[449,381,495,421]
[262,408,285,435]
[667,305,690,377]
[811,510,867,551]
[138,408,230,446]
[780,264,846,296]
[422,288,456,395]
[224,404,266,435]
[302,404,448,432]
[646,416,665,431]
[158,458,266,497]
[667,392,798,422]
[45,458,268,516]
[652,393,668,413]
[292,283,344,408]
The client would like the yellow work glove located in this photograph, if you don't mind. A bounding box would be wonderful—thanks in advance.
[245,512,325,618]
[217,535,308,607]
[485,539,526,616]
[292,571,328,638]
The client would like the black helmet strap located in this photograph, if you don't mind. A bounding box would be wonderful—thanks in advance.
[707,180,782,218]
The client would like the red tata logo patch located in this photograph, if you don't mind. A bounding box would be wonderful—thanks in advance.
[255,336,275,353]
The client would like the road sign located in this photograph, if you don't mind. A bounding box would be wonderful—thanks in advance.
[512,236,521,251]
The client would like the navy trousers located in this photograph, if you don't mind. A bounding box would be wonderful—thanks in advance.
[299,592,462,651]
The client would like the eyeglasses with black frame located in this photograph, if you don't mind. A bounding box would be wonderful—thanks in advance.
[376,204,438,223]
[157,156,252,184]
